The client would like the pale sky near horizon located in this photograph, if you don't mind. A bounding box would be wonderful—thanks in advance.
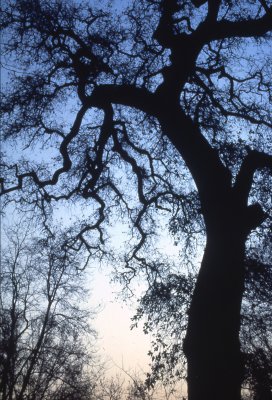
[90,269,153,376]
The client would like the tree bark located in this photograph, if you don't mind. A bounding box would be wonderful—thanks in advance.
[184,221,246,400]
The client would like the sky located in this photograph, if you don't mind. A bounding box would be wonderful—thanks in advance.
[91,270,152,375]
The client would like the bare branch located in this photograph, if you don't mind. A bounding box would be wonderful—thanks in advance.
[1,106,88,195]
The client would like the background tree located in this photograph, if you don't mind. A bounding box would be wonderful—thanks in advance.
[89,370,184,400]
[0,222,97,400]
[1,1,272,399]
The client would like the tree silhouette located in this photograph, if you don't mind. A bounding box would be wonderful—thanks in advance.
[1,1,272,399]
[0,223,97,400]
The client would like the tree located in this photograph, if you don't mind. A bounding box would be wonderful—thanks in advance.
[89,369,183,400]
[1,1,272,399]
[0,222,97,400]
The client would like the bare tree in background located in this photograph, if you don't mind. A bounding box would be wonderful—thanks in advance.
[1,1,272,399]
[0,223,97,400]
[90,370,183,400]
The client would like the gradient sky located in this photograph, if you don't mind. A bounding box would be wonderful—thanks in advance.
[91,271,152,375]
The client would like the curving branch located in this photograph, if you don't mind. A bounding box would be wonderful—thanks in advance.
[197,8,272,42]
[0,106,88,195]
[89,84,158,116]
[81,104,114,198]
[153,0,182,47]
[89,83,232,207]
[192,0,207,7]
[234,149,272,206]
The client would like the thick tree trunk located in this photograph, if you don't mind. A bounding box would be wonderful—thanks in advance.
[184,230,246,400]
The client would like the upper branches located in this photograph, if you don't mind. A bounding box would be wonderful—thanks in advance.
[152,0,272,96]
[1,0,272,271]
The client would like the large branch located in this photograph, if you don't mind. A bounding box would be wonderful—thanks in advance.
[90,84,232,209]
[89,84,158,116]
[192,0,207,6]
[153,0,182,48]
[206,0,221,23]
[198,9,272,42]
[234,149,272,206]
